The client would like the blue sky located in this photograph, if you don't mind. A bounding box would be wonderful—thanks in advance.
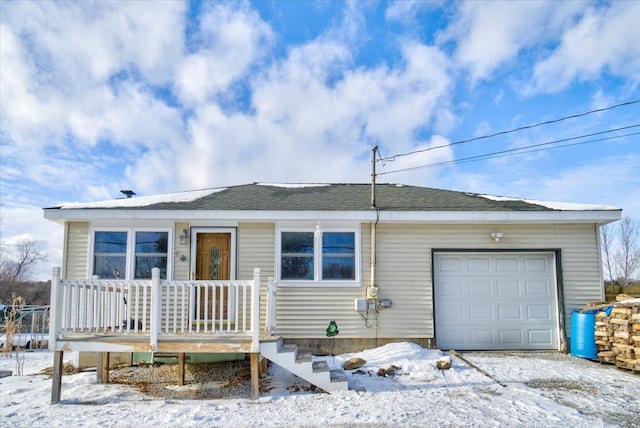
[1,0,639,280]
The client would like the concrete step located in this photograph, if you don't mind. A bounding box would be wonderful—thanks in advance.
[312,360,329,372]
[278,344,296,353]
[296,351,312,363]
[330,369,347,383]
[260,339,349,393]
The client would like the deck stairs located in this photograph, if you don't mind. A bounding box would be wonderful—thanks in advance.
[260,337,349,392]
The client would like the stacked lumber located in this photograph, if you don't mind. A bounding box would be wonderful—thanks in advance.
[595,311,614,363]
[631,310,640,371]
[592,295,639,372]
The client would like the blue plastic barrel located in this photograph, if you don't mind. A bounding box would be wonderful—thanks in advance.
[570,310,597,359]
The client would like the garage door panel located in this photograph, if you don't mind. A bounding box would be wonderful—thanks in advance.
[524,257,548,271]
[527,305,551,320]
[470,305,492,320]
[499,330,523,344]
[498,305,522,320]
[529,330,553,345]
[445,329,465,346]
[439,304,464,322]
[468,257,491,271]
[440,257,463,271]
[439,279,463,296]
[496,257,519,272]
[435,252,558,350]
[497,280,521,296]
[471,330,493,345]
[525,280,550,295]
[469,279,491,296]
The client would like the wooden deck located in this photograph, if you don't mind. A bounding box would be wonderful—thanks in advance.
[48,267,264,403]
[54,332,257,353]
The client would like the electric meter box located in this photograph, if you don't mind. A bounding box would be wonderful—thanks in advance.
[366,285,379,300]
[354,298,367,312]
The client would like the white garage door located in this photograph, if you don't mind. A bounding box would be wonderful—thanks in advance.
[434,252,558,350]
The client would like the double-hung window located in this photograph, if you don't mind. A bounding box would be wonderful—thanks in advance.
[92,229,169,279]
[278,227,359,285]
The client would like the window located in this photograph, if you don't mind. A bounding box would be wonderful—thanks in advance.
[134,232,168,279]
[281,232,315,280]
[278,228,358,284]
[322,232,355,280]
[94,231,127,279]
[92,229,169,279]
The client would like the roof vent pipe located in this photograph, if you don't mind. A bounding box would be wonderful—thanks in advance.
[121,190,136,198]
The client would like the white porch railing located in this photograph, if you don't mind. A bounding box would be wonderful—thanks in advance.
[49,267,261,352]
[265,276,277,336]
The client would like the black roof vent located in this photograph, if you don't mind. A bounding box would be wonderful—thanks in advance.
[121,190,136,199]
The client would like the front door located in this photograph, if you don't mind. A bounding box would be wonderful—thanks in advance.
[195,232,232,320]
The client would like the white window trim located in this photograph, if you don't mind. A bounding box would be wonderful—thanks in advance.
[88,226,173,280]
[275,224,361,287]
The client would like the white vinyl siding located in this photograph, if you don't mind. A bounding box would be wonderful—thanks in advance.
[237,223,276,330]
[64,222,89,279]
[375,224,433,339]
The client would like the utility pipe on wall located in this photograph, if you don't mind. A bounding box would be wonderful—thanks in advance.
[370,146,378,289]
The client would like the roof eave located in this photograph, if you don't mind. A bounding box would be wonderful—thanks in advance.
[43,208,622,225]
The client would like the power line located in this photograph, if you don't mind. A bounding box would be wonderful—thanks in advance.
[458,132,640,165]
[376,125,639,176]
[378,99,640,163]
[378,130,639,175]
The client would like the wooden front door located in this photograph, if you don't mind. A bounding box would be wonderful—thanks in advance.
[195,233,231,319]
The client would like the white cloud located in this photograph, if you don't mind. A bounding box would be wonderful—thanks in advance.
[440,1,640,92]
[385,1,443,25]
[438,1,584,84]
[175,3,273,106]
[0,1,186,150]
[529,2,640,93]
[377,135,454,184]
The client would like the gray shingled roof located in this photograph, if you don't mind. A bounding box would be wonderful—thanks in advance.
[162,183,552,211]
[53,183,572,212]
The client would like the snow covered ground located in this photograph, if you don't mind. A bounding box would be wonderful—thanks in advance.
[1,343,639,427]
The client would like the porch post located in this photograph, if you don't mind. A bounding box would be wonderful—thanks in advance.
[251,268,260,352]
[150,268,161,351]
[96,352,110,384]
[266,276,276,336]
[48,267,62,352]
[250,352,260,399]
[51,350,64,404]
[178,353,185,386]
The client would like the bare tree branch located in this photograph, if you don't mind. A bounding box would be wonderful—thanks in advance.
[614,217,640,285]
[0,239,47,285]
[600,223,615,282]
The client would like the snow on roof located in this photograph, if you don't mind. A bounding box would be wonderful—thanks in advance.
[58,188,225,209]
[257,183,330,188]
[478,194,619,211]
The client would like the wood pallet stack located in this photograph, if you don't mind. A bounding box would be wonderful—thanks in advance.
[594,310,614,364]
[632,310,640,371]
[593,297,640,373]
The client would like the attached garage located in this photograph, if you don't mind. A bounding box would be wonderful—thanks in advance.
[434,251,560,351]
